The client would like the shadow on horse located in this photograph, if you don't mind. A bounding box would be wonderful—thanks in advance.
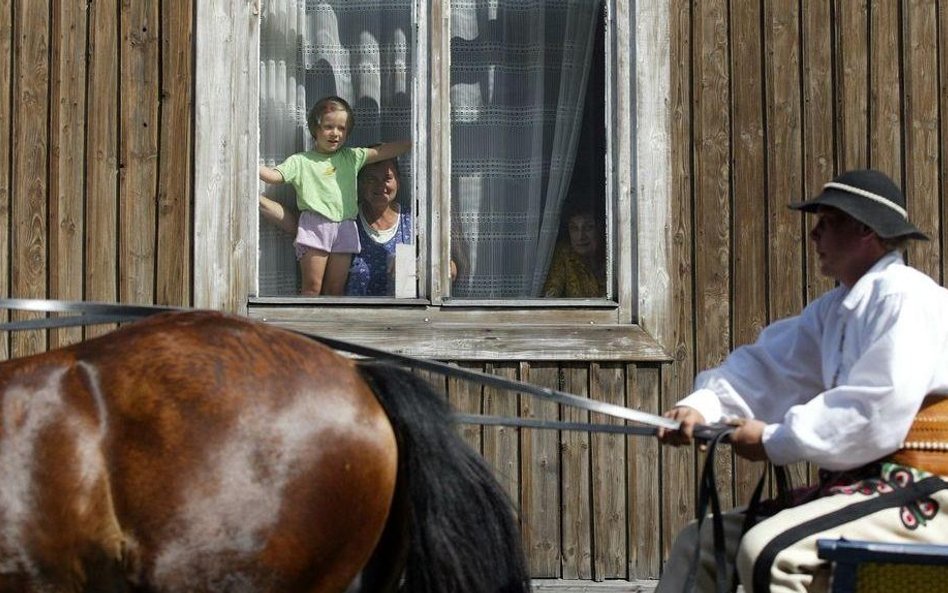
[0,311,529,593]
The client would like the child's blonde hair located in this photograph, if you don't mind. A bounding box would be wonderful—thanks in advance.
[307,96,354,137]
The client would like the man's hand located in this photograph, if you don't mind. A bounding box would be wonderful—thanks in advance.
[728,418,769,461]
[657,406,706,446]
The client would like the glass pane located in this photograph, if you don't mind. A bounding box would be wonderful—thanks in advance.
[450,0,607,299]
[258,0,414,297]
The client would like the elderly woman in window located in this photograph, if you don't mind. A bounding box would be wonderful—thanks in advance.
[543,202,606,298]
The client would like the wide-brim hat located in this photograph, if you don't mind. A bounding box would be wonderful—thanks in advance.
[788,169,929,240]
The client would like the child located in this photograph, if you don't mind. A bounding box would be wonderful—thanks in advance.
[259,96,411,295]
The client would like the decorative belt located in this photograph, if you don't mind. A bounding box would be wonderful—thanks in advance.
[890,394,948,476]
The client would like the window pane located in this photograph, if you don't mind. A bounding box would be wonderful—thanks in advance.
[258,0,414,297]
[450,0,607,299]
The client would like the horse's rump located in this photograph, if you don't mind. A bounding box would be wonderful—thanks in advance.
[0,311,398,592]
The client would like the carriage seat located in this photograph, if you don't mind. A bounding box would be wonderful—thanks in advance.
[817,538,948,593]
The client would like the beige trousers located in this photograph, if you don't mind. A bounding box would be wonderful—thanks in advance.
[656,464,948,593]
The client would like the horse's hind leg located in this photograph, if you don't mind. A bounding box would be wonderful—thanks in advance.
[29,456,130,593]
[0,379,130,592]
[354,473,411,593]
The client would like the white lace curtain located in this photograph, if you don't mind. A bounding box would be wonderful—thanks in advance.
[259,0,412,295]
[450,0,601,298]
[258,0,600,298]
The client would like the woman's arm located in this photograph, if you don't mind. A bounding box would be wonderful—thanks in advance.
[259,195,299,235]
[259,165,285,185]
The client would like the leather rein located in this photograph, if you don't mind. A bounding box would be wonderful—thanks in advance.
[0,298,732,442]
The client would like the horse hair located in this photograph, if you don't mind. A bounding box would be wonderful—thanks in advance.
[357,362,531,593]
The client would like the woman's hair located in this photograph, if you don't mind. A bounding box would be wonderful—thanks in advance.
[561,200,601,229]
[358,143,401,179]
[307,96,354,136]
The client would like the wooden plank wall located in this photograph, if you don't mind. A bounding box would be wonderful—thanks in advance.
[0,0,193,356]
[657,0,948,577]
[430,361,666,581]
[439,0,948,582]
[3,0,948,585]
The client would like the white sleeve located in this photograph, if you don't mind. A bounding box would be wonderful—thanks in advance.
[676,299,827,423]
[763,292,939,470]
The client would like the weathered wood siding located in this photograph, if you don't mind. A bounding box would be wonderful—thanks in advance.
[0,0,193,356]
[3,0,948,584]
[659,0,948,577]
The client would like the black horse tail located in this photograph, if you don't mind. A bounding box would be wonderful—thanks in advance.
[356,362,530,593]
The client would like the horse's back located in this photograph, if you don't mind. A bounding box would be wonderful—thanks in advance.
[0,311,398,593]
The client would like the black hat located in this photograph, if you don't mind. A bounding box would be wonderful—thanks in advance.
[788,169,929,240]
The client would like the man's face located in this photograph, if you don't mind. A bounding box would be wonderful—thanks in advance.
[808,207,872,285]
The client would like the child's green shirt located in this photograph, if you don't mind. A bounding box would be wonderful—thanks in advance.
[274,147,369,222]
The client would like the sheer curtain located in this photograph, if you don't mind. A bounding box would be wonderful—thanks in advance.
[450,0,602,298]
[258,0,412,296]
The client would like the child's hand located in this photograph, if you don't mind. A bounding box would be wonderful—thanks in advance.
[259,165,284,185]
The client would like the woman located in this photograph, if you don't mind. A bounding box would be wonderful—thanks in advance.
[259,157,410,296]
[345,158,411,296]
[542,204,606,298]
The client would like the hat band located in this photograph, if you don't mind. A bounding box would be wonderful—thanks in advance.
[822,181,907,219]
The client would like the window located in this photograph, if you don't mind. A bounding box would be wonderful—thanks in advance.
[257,0,614,304]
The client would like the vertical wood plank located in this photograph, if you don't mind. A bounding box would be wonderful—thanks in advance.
[835,0,869,170]
[801,0,836,302]
[765,0,810,495]
[414,368,448,399]
[729,0,768,505]
[628,364,661,580]
[157,0,193,306]
[520,361,561,577]
[120,0,159,304]
[561,364,591,580]
[902,0,940,278]
[664,0,697,560]
[635,0,673,335]
[868,0,902,177]
[940,0,948,285]
[764,0,804,322]
[194,0,258,312]
[590,362,626,579]
[12,0,50,357]
[49,0,88,349]
[449,362,483,451]
[483,362,521,508]
[86,0,120,337]
[614,0,634,320]
[0,0,11,359]
[693,0,732,510]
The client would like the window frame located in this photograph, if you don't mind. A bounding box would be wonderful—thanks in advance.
[194,0,674,362]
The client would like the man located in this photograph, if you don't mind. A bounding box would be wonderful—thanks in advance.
[656,169,948,593]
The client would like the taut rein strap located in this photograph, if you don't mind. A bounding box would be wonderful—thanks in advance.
[0,298,729,441]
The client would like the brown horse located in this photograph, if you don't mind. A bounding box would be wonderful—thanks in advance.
[0,311,529,593]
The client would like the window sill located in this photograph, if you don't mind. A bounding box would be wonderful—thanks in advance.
[247,300,671,362]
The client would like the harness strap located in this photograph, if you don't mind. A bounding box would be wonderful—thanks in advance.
[0,314,151,331]
[683,430,792,593]
[0,298,733,442]
[684,426,735,593]
[453,413,660,436]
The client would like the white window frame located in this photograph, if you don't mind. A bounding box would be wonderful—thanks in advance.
[193,0,673,362]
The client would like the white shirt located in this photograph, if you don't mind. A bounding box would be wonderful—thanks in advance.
[676,251,948,470]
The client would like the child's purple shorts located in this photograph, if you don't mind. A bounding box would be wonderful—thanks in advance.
[294,210,361,259]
